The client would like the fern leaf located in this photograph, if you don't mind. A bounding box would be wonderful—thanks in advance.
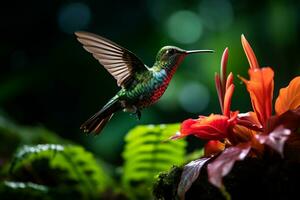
[122,124,187,199]
[0,116,69,167]
[9,144,110,199]
[0,181,50,200]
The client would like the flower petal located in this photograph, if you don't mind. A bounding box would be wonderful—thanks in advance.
[177,157,212,200]
[275,76,300,115]
[169,131,185,140]
[215,73,224,112]
[237,112,263,132]
[179,114,231,140]
[225,72,234,91]
[207,143,251,188]
[220,48,229,89]
[229,125,256,144]
[241,34,259,69]
[240,67,274,126]
[223,84,234,118]
[204,140,225,157]
[215,48,230,114]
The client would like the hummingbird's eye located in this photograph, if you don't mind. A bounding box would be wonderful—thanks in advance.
[167,49,175,55]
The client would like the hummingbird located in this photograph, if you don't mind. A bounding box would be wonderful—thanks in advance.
[75,31,213,135]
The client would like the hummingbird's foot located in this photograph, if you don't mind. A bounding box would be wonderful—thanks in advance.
[133,105,141,120]
[127,105,141,120]
[135,109,141,120]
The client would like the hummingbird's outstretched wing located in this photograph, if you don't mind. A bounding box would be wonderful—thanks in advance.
[75,31,147,87]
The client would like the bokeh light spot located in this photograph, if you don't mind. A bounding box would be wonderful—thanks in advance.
[167,10,203,44]
[268,3,297,46]
[178,82,210,113]
[198,0,233,31]
[58,3,91,34]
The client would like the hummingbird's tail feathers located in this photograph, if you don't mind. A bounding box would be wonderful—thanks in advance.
[87,113,114,134]
[80,97,121,135]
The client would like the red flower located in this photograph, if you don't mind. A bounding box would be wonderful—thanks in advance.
[239,35,300,155]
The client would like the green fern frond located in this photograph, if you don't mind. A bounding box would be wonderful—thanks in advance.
[9,144,110,199]
[122,124,187,199]
[0,116,69,168]
[0,181,50,200]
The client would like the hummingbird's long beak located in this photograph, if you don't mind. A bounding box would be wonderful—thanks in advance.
[185,50,214,54]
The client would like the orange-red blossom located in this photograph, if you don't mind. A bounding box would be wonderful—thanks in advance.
[171,35,300,157]
[175,35,300,197]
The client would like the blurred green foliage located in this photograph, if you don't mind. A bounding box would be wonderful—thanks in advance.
[0,118,191,199]
[0,116,69,168]
[0,181,50,200]
[9,144,110,199]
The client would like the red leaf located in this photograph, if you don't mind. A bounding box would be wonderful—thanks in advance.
[266,107,300,133]
[207,143,251,188]
[257,125,291,156]
[177,157,212,200]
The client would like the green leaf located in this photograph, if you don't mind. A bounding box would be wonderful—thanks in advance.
[9,144,111,199]
[122,124,187,199]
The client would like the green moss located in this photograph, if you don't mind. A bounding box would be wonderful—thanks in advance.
[153,166,182,200]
